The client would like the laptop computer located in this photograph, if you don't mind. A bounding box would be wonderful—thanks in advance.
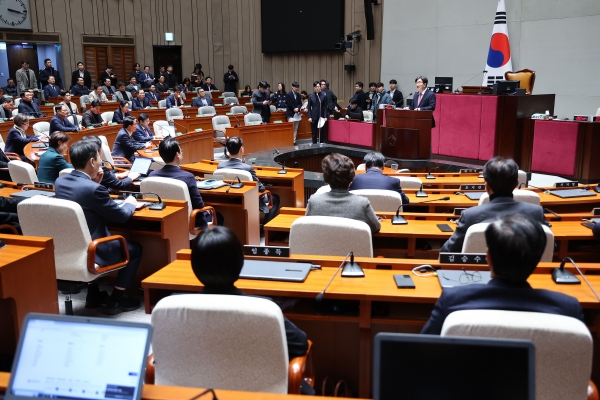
[6,313,152,400]
[373,333,535,400]
[464,191,486,200]
[548,189,597,199]
[130,157,153,181]
[345,110,364,121]
[239,259,312,282]
[9,190,55,199]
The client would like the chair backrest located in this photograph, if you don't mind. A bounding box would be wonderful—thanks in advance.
[356,163,366,171]
[59,168,73,177]
[462,222,554,262]
[153,120,175,137]
[18,197,98,282]
[0,135,4,151]
[222,92,236,98]
[12,109,18,117]
[269,105,276,112]
[230,106,248,115]
[478,190,540,206]
[393,176,423,189]
[349,189,402,212]
[66,116,80,127]
[518,169,527,187]
[363,110,373,122]
[212,115,231,132]
[504,69,536,94]
[140,177,195,239]
[79,95,90,107]
[165,108,184,120]
[442,310,592,400]
[100,111,114,123]
[101,143,115,164]
[244,113,262,125]
[224,97,239,105]
[32,121,50,136]
[13,98,20,107]
[199,106,216,116]
[214,168,253,182]
[151,294,289,393]
[98,135,109,147]
[8,160,38,184]
[314,184,331,195]
[290,216,373,257]
[158,100,167,109]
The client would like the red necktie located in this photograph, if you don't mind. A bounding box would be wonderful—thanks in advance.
[418,92,423,106]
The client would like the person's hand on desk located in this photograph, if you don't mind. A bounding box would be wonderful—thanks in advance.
[124,195,138,207]
[122,171,140,181]
[144,142,152,149]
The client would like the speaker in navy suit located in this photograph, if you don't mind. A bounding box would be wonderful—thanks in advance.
[112,116,150,163]
[422,214,584,335]
[307,81,328,144]
[43,77,61,99]
[131,90,151,110]
[55,140,142,314]
[407,76,436,128]
[349,151,409,205]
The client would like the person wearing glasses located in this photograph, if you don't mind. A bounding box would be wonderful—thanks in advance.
[191,88,213,107]
[421,214,584,335]
[5,113,47,160]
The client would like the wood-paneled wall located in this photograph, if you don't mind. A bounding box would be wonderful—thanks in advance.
[29,0,383,102]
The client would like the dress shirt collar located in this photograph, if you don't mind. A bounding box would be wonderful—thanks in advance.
[72,169,91,180]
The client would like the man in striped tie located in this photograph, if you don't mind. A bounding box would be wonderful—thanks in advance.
[405,75,436,127]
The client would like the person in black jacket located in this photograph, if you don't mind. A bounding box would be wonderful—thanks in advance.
[223,65,238,93]
[351,81,369,110]
[251,81,271,123]
[307,81,328,144]
[39,58,63,89]
[285,82,302,143]
[349,151,409,205]
[81,136,139,193]
[388,79,404,107]
[0,195,25,234]
[71,62,92,89]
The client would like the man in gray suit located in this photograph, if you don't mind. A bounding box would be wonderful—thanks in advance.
[440,156,547,252]
[15,61,37,95]
[102,77,117,97]
[306,153,381,233]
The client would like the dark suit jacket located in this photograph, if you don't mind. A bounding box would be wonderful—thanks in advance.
[43,84,62,99]
[410,89,436,127]
[37,147,73,184]
[199,285,308,358]
[0,106,13,120]
[0,148,10,168]
[349,168,409,206]
[353,90,369,110]
[251,89,271,123]
[139,72,154,89]
[112,108,132,124]
[440,196,547,253]
[421,278,584,335]
[307,92,328,121]
[50,115,79,133]
[191,97,213,107]
[163,73,178,89]
[388,89,404,107]
[39,67,63,89]
[132,125,154,142]
[55,170,136,265]
[223,71,238,93]
[285,90,302,118]
[99,71,117,87]
[100,166,133,193]
[322,88,337,113]
[201,83,219,92]
[112,129,145,163]
[218,158,268,213]
[5,128,39,156]
[70,84,89,97]
[166,94,184,109]
[149,165,206,210]
[132,96,151,110]
[0,196,24,233]
[145,91,161,101]
[82,110,104,128]
[18,100,43,118]
[71,70,92,89]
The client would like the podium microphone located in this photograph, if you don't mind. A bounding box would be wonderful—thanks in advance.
[552,258,600,301]
[458,70,488,91]
[398,92,413,108]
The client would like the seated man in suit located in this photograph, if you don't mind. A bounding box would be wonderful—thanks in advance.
[201,76,218,92]
[440,157,547,252]
[82,135,139,192]
[43,76,61,99]
[49,104,80,133]
[114,82,133,103]
[0,97,14,120]
[166,86,185,109]
[191,88,213,107]
[112,116,151,163]
[405,75,436,127]
[70,77,89,97]
[155,75,169,94]
[132,89,151,110]
[55,140,142,314]
[349,151,409,205]
[133,113,162,142]
[149,137,222,229]
[422,214,584,335]
[102,77,117,97]
[306,153,380,233]
[17,91,43,118]
[218,136,280,227]
[82,99,106,128]
[146,84,161,101]
[100,66,117,89]
[4,78,18,97]
[125,77,140,95]
[344,98,364,121]
[88,83,108,103]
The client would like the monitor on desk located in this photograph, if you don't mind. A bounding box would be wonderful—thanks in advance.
[373,333,535,400]
[493,80,520,95]
[434,77,453,93]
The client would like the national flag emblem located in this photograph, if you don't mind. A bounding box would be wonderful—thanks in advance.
[483,0,513,86]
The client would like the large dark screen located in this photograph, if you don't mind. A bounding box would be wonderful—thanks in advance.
[261,0,344,53]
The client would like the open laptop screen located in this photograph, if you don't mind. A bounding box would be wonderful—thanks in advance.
[129,157,153,176]
[7,314,152,400]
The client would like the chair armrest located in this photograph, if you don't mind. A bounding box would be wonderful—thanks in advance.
[288,340,314,394]
[5,152,21,161]
[589,380,599,400]
[262,189,273,210]
[190,206,216,235]
[145,354,155,384]
[87,235,130,275]
[0,224,18,234]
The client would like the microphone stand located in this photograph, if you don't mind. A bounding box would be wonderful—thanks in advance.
[416,183,428,197]
[342,251,364,277]
[144,191,166,210]
[398,92,413,108]
[277,161,286,175]
[458,70,488,91]
[170,119,188,134]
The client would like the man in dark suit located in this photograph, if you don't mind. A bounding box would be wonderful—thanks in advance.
[218,136,280,226]
[165,86,185,109]
[422,214,584,335]
[112,116,152,163]
[17,91,44,118]
[388,79,404,107]
[49,104,80,133]
[99,65,117,88]
[163,65,178,89]
[71,62,92,89]
[440,157,547,253]
[0,98,14,120]
[191,88,213,107]
[251,81,271,123]
[320,79,339,114]
[223,65,238,93]
[285,82,302,143]
[344,99,364,121]
[307,81,328,144]
[102,78,117,97]
[133,113,160,142]
[82,100,105,128]
[70,77,89,97]
[349,151,409,205]
[201,76,218,92]
[146,84,162,101]
[132,89,151,110]
[139,66,154,89]
[149,137,219,229]
[55,140,142,314]
[351,81,369,111]
[407,75,436,127]
[81,136,139,193]
[43,76,62,99]
[39,58,63,90]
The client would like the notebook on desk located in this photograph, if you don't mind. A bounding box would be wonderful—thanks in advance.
[5,313,152,400]
[9,190,55,199]
[548,189,596,199]
[240,259,312,282]
[464,191,486,200]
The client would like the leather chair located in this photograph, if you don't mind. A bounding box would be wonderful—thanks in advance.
[230,106,248,115]
[505,69,536,94]
[8,160,38,184]
[100,143,131,169]
[32,121,50,136]
[148,294,314,394]
[222,92,236,98]
[79,95,90,108]
[479,190,540,206]
[289,216,373,257]
[165,108,184,120]
[314,185,331,194]
[244,113,262,125]
[100,111,114,123]
[59,168,73,177]
[198,106,217,116]
[462,222,554,262]
[224,97,239,105]
[212,115,231,156]
[442,310,595,400]
[393,176,422,189]
[157,100,167,109]
[349,189,402,212]
[140,177,216,240]
[153,121,175,137]
[213,168,273,210]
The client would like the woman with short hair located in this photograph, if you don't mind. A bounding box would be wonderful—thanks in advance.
[37,131,73,183]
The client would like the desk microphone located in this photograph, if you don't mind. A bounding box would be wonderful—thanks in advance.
[181,106,191,119]
[543,208,562,221]
[170,119,188,134]
[415,196,450,203]
[228,112,243,128]
[277,161,286,175]
[416,183,428,197]
[426,167,438,179]
[316,252,360,304]
[553,258,600,300]
[142,192,166,210]
[458,70,488,91]
[226,176,244,193]
[273,148,280,155]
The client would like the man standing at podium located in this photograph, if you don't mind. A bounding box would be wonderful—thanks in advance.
[406,76,436,127]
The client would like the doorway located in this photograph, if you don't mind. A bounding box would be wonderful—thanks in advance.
[152,46,182,85]
[7,44,39,84]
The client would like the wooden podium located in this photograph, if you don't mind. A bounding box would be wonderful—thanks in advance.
[375,109,432,160]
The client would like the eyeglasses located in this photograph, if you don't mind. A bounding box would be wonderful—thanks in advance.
[440,268,482,285]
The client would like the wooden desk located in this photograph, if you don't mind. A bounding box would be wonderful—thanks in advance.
[225,123,294,154]
[0,372,359,400]
[142,251,600,397]
[138,130,215,164]
[354,170,487,188]
[0,116,52,140]
[0,235,58,358]
[181,160,305,208]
